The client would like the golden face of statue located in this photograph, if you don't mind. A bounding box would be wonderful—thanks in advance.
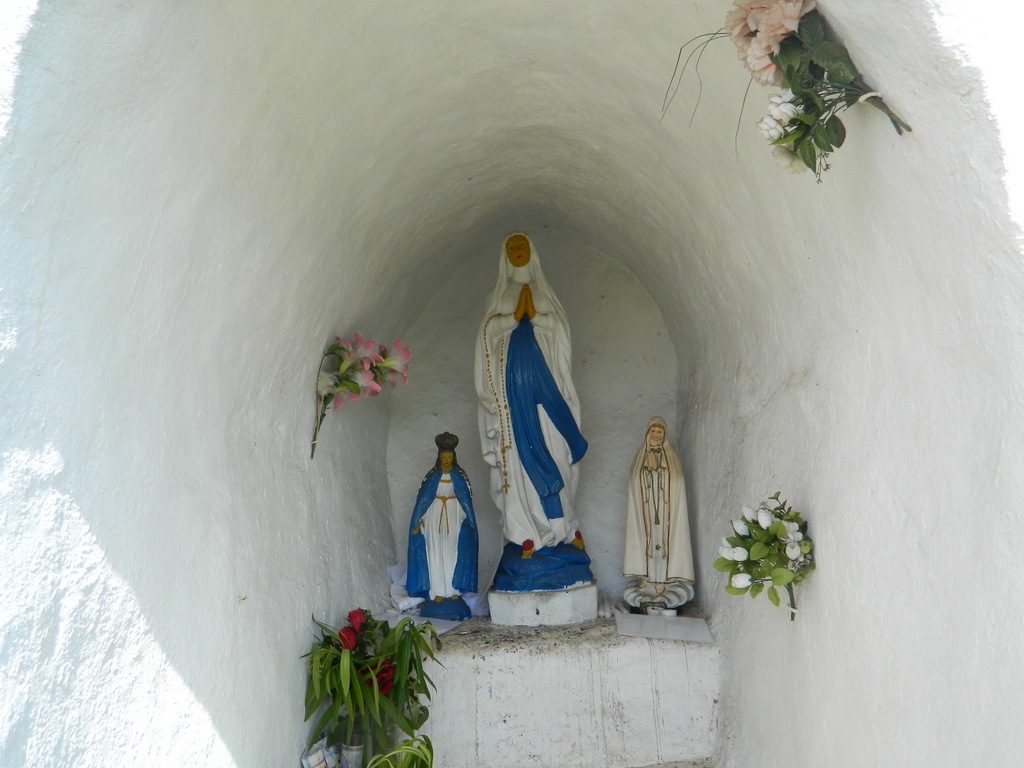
[504,234,531,268]
[647,425,665,446]
[440,451,454,472]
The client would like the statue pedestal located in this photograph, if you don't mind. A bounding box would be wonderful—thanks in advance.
[421,617,719,768]
[488,581,598,626]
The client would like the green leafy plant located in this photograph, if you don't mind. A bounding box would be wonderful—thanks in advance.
[366,735,434,768]
[713,492,815,620]
[303,609,441,765]
[663,1,911,181]
[766,9,911,179]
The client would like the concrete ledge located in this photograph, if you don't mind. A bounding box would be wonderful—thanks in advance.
[422,618,719,768]
[488,582,598,626]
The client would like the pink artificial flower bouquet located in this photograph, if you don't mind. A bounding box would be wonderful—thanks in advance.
[310,334,411,457]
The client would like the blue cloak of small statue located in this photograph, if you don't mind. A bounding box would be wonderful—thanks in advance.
[407,432,478,621]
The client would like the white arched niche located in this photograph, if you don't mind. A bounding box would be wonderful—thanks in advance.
[387,228,678,602]
[3,1,1024,767]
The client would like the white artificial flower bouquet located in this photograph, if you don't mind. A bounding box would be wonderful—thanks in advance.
[664,1,911,180]
[714,491,815,620]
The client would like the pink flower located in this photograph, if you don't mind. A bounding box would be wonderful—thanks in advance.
[726,0,815,86]
[351,363,382,398]
[332,390,356,408]
[378,338,412,388]
[339,332,383,366]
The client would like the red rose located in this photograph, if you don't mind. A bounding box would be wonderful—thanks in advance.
[337,627,357,650]
[376,659,396,695]
[347,608,367,633]
[359,659,396,695]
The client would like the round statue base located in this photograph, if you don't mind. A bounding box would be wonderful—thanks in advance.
[488,581,598,627]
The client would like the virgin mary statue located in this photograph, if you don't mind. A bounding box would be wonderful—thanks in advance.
[407,432,478,621]
[622,417,695,610]
[475,233,593,592]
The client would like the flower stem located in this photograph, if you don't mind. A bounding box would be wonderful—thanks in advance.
[311,349,335,459]
[310,400,329,459]
[785,583,797,621]
[861,94,912,135]
[362,715,373,768]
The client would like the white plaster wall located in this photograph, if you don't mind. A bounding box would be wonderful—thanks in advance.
[1,1,1023,767]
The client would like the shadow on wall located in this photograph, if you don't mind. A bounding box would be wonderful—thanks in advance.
[0,446,237,767]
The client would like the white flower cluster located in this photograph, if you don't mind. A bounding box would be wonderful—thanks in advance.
[719,537,749,562]
[755,90,809,174]
[718,500,810,569]
[757,90,800,141]
[716,492,814,618]
[771,145,806,174]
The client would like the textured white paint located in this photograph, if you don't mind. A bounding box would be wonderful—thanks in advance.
[0,1,1022,767]
[0,447,234,766]
[0,1,37,141]
[488,582,598,626]
[422,619,719,768]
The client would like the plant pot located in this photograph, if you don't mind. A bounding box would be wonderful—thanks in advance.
[340,725,402,768]
[340,742,365,768]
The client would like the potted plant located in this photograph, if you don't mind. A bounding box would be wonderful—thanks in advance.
[303,609,440,767]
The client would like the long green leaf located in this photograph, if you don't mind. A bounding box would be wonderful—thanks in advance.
[772,126,806,146]
[339,648,352,698]
[305,680,320,721]
[378,693,415,736]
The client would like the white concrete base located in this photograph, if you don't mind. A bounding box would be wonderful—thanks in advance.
[488,581,598,626]
[422,618,719,768]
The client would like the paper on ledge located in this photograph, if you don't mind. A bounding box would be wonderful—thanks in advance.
[615,613,714,643]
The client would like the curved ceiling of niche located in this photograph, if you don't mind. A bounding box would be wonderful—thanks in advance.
[292,4,752,330]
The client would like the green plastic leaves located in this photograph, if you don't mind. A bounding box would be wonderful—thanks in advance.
[716,493,815,621]
[763,9,908,179]
[771,568,796,586]
[749,542,770,560]
[809,41,859,85]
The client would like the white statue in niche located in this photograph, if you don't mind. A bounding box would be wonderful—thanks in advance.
[623,417,695,610]
[474,233,593,592]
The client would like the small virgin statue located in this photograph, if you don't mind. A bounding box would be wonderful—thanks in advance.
[623,417,695,610]
[406,432,478,621]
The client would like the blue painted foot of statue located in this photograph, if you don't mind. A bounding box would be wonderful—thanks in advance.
[492,541,594,592]
[419,595,471,622]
